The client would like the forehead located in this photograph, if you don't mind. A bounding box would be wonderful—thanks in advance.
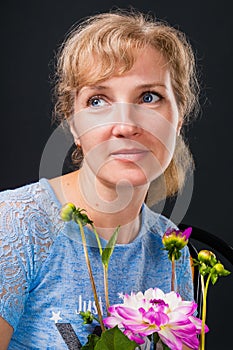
[119,47,169,78]
[78,46,170,90]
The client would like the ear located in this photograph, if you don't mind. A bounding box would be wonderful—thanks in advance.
[177,118,183,136]
[69,118,81,146]
[74,137,81,147]
[65,90,82,146]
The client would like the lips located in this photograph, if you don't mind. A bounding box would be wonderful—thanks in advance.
[110,148,149,161]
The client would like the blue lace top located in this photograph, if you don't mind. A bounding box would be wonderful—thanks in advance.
[0,178,193,349]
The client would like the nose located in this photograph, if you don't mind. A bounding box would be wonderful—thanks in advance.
[111,103,142,138]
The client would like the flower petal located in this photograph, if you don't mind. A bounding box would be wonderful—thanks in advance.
[189,315,209,334]
[103,316,121,328]
[116,306,141,321]
[122,322,157,336]
[172,301,197,316]
[123,329,145,345]
[182,227,192,240]
[159,328,183,350]
[181,335,199,350]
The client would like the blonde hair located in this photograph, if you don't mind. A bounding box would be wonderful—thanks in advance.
[54,9,199,202]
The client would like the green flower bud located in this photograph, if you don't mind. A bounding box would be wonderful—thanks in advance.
[60,203,76,221]
[79,310,95,324]
[213,263,224,274]
[198,250,217,267]
[213,263,231,277]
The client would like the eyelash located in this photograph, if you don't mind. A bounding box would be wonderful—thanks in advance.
[86,90,164,107]
[87,95,106,107]
[140,90,163,103]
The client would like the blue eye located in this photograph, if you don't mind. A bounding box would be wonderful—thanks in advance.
[88,97,108,108]
[142,92,160,103]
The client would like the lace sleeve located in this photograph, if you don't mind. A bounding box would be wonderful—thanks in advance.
[0,182,63,330]
[0,200,33,330]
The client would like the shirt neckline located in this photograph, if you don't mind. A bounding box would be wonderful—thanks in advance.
[39,177,62,210]
[38,177,161,246]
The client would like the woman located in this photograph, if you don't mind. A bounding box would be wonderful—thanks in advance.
[0,10,198,349]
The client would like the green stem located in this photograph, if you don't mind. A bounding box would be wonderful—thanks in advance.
[200,274,211,350]
[92,224,103,256]
[77,220,105,332]
[171,254,175,291]
[104,265,110,316]
[200,274,205,297]
[92,224,110,316]
[93,316,100,323]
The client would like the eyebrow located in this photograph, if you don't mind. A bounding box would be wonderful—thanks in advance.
[81,82,167,93]
[134,83,167,90]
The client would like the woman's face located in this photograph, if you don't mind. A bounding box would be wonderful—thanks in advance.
[71,46,181,188]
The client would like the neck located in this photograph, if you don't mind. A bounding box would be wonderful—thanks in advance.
[94,215,142,244]
[51,167,149,244]
[77,165,148,243]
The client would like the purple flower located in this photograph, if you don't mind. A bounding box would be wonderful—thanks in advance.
[163,227,192,247]
[103,288,208,350]
[162,227,192,261]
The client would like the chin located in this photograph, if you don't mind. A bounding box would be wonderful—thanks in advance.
[98,171,152,189]
[90,159,165,188]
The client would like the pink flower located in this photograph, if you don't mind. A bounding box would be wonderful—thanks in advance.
[103,288,208,350]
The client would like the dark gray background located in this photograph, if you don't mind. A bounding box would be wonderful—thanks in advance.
[0,0,232,348]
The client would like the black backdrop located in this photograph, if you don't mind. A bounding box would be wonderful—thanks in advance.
[1,0,232,348]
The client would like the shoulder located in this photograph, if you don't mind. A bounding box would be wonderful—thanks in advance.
[0,179,65,265]
[0,179,65,303]
[0,179,59,211]
[0,179,63,235]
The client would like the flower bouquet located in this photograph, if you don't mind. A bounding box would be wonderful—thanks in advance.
[60,203,231,350]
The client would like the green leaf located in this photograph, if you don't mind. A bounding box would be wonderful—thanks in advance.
[211,272,218,285]
[102,226,120,267]
[94,326,138,350]
[221,269,231,277]
[161,341,171,350]
[81,333,100,350]
[153,332,160,344]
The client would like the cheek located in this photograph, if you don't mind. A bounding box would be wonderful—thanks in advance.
[79,128,109,154]
[147,133,175,171]
[142,111,178,158]
[144,108,178,172]
[79,134,97,154]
